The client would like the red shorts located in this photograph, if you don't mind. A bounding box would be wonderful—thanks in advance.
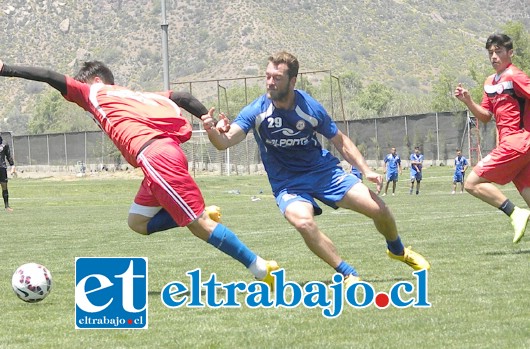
[134,137,205,227]
[473,139,530,192]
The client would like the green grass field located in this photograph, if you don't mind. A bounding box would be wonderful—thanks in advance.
[1,167,529,349]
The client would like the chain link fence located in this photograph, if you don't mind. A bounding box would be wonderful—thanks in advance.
[1,111,497,176]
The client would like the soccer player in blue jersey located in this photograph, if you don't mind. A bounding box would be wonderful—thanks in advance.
[452,149,469,194]
[409,147,423,195]
[382,147,402,196]
[203,51,430,285]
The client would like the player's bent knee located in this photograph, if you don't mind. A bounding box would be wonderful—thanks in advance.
[463,180,476,193]
[127,215,149,235]
[290,217,317,234]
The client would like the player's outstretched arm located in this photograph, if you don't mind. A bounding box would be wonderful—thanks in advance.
[331,130,382,188]
[0,61,67,94]
[202,109,245,150]
[454,83,492,123]
[169,91,208,119]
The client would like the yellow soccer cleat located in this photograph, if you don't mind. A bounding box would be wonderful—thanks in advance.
[510,207,530,243]
[343,274,361,290]
[387,247,430,270]
[205,205,222,222]
[259,260,280,291]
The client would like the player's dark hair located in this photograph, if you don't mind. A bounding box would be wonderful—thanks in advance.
[268,51,299,79]
[485,33,513,51]
[74,61,115,85]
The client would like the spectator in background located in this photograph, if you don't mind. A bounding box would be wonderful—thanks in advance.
[382,147,402,196]
[351,165,363,181]
[409,146,423,195]
[452,149,469,194]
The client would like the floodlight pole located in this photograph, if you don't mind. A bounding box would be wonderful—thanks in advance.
[161,0,170,90]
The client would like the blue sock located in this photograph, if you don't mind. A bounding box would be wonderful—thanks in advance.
[146,209,178,234]
[386,236,404,255]
[335,260,358,277]
[207,224,257,268]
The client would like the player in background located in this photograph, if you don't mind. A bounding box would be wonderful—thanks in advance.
[382,147,402,196]
[452,149,469,194]
[0,135,16,212]
[204,51,430,287]
[409,147,423,195]
[351,166,363,180]
[0,60,278,286]
[455,33,530,243]
[352,165,385,195]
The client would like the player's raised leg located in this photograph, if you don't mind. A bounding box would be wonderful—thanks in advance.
[338,182,430,270]
[465,171,530,243]
[187,215,279,288]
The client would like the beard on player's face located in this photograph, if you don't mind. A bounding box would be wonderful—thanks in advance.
[267,85,290,102]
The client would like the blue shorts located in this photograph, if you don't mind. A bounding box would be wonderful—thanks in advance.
[275,167,360,216]
[410,170,422,182]
[453,171,465,183]
[386,171,398,182]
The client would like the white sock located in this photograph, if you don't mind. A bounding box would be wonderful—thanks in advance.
[248,256,267,279]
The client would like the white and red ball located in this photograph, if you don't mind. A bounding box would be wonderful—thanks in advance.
[11,263,53,303]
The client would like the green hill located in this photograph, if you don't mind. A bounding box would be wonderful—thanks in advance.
[0,0,529,134]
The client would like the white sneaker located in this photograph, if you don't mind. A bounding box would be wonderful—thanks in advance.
[451,191,455,195]
[511,207,530,243]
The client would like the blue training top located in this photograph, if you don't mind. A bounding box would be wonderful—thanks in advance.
[454,156,468,173]
[410,153,423,175]
[233,90,341,193]
[384,154,401,173]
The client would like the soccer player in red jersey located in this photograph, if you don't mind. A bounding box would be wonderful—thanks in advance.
[455,33,530,243]
[0,60,278,285]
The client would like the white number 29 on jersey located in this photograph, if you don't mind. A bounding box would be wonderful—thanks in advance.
[267,117,282,128]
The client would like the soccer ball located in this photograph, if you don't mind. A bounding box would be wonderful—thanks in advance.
[11,263,53,303]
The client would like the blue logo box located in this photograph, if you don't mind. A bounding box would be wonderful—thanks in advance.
[75,257,148,329]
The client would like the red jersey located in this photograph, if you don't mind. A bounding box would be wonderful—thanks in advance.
[63,76,192,167]
[481,64,530,143]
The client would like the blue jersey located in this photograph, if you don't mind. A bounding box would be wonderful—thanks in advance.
[410,153,423,180]
[234,90,340,193]
[454,156,468,173]
[384,154,401,173]
[410,153,423,172]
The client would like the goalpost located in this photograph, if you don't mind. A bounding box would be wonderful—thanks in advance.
[183,129,265,177]
[464,111,483,166]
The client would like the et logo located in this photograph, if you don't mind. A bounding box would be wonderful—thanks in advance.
[75,257,148,329]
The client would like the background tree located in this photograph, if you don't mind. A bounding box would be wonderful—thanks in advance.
[461,21,530,104]
[502,21,530,73]
[357,82,394,116]
[431,71,459,112]
[28,90,97,134]
[0,105,30,135]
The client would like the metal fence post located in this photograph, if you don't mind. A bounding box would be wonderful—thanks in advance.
[436,112,440,165]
